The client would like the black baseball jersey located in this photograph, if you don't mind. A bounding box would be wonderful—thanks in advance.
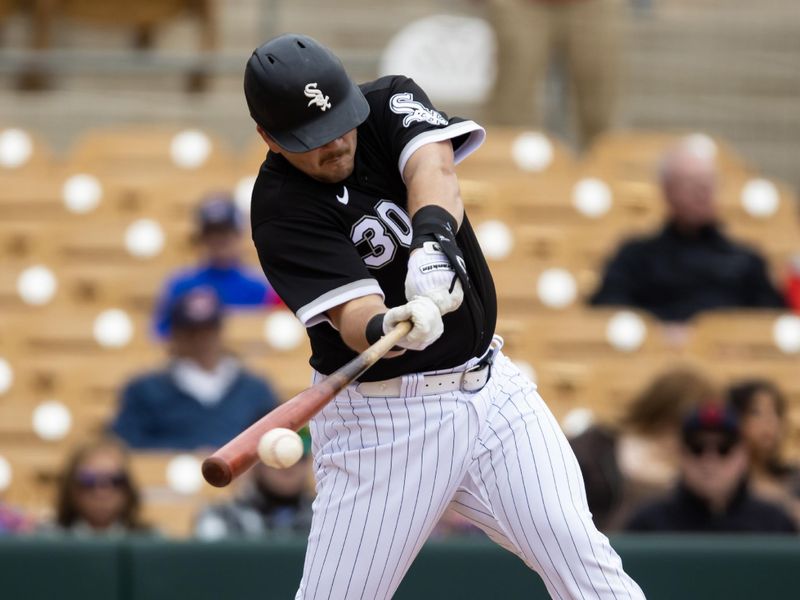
[250,75,496,381]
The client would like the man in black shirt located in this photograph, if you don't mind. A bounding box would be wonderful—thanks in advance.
[626,404,796,534]
[245,34,644,599]
[590,139,785,321]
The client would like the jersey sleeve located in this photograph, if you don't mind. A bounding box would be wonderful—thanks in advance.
[375,76,485,180]
[252,216,384,327]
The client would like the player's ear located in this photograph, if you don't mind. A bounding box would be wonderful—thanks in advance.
[257,126,282,155]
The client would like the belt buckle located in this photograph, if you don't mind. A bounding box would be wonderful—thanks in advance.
[461,347,496,393]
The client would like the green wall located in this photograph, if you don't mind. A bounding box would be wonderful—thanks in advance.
[1,535,798,600]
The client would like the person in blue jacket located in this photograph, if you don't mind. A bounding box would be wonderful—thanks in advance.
[152,193,282,337]
[113,288,278,450]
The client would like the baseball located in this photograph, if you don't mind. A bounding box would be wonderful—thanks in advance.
[257,428,304,469]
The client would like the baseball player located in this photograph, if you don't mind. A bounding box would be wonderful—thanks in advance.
[245,34,645,600]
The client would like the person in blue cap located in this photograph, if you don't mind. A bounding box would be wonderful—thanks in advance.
[152,192,282,337]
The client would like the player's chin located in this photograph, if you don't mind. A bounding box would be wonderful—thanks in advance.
[317,158,354,183]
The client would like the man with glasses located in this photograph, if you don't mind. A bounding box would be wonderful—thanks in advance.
[625,404,797,533]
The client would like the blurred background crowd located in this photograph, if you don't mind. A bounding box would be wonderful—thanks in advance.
[0,0,799,546]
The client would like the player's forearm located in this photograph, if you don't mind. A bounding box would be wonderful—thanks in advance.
[403,141,464,227]
[327,294,398,355]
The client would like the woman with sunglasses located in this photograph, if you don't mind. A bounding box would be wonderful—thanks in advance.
[46,436,152,536]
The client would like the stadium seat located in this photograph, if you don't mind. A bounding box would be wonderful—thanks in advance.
[496,307,663,364]
[458,127,576,179]
[0,127,53,174]
[50,217,194,267]
[58,262,172,312]
[67,126,234,177]
[17,307,154,356]
[129,452,234,538]
[225,310,312,399]
[687,310,799,361]
[584,130,753,183]
[0,442,62,510]
[0,176,69,223]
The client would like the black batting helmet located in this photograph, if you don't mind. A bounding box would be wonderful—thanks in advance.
[244,34,370,153]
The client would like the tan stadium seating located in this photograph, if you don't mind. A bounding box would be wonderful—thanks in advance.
[57,262,172,312]
[13,307,154,356]
[1,123,798,535]
[0,221,65,263]
[0,176,70,223]
[0,127,54,175]
[225,310,313,399]
[49,217,194,267]
[67,126,234,177]
[241,137,270,176]
[496,307,663,365]
[457,128,576,179]
[687,310,799,363]
[58,172,242,221]
[534,357,704,424]
[0,442,63,510]
[584,130,753,183]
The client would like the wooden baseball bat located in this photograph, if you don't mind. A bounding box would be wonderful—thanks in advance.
[202,320,412,487]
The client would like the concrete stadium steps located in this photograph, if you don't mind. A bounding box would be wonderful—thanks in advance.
[621,0,800,185]
[1,0,797,186]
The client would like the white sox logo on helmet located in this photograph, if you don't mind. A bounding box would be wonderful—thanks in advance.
[304,83,331,112]
[389,92,448,128]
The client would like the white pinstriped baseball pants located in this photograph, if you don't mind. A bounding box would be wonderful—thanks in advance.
[297,348,645,599]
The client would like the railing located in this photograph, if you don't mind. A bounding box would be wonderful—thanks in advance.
[2,534,799,599]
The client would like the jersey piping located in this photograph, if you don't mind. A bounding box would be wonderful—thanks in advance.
[296,278,385,327]
[397,120,486,182]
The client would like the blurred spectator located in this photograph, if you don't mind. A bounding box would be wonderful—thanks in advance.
[0,503,34,535]
[44,436,151,536]
[590,138,786,321]
[153,193,281,337]
[194,428,313,540]
[484,0,623,148]
[625,405,797,534]
[786,256,800,313]
[728,379,800,522]
[570,366,717,531]
[430,508,483,539]
[112,288,278,450]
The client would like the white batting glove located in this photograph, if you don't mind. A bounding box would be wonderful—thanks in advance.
[383,295,444,351]
[405,241,464,315]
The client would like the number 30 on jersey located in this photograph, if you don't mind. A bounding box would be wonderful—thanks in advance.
[350,200,412,268]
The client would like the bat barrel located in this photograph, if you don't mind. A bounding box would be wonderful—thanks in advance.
[202,456,234,488]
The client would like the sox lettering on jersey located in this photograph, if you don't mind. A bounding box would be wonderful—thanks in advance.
[389,92,449,128]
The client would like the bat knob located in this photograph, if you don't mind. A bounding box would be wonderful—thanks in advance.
[202,456,233,488]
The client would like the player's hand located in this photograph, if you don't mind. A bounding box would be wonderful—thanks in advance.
[383,295,443,351]
[405,241,464,315]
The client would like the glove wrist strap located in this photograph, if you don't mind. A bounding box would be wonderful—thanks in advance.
[365,313,387,346]
[410,205,458,251]
[410,205,470,292]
